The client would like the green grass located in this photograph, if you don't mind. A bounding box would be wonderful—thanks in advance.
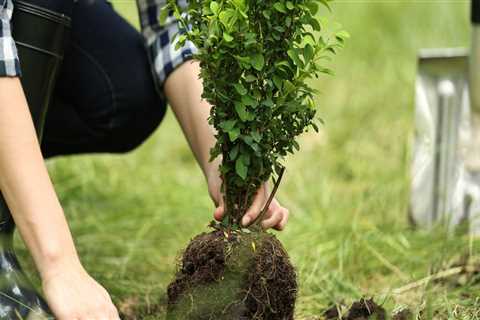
[16,0,480,319]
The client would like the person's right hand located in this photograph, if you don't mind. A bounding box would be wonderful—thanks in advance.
[42,262,119,319]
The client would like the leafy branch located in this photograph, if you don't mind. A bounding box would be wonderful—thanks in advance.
[168,0,347,228]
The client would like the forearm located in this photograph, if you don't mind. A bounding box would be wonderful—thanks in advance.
[0,78,80,278]
[164,61,219,178]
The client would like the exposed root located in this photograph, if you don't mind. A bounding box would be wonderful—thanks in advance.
[166,230,297,320]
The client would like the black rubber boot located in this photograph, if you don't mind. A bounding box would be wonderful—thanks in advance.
[0,1,71,318]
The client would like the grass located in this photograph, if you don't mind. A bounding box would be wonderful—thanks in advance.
[15,0,480,319]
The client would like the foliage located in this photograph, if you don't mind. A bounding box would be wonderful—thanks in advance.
[169,0,347,226]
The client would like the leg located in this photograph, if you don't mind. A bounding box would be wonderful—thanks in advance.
[41,0,166,158]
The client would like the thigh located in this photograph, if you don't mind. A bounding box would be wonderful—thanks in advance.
[41,0,166,158]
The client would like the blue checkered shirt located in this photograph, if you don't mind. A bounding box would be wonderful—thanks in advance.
[0,0,197,86]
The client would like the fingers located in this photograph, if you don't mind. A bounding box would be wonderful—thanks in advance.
[261,205,289,230]
[213,181,290,230]
[214,205,224,221]
[214,197,225,221]
[275,208,289,231]
[242,187,268,226]
[258,198,289,230]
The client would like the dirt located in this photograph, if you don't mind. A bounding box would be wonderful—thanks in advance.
[391,308,414,320]
[324,298,386,320]
[166,230,297,320]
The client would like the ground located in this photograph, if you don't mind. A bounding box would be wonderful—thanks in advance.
[15,1,480,319]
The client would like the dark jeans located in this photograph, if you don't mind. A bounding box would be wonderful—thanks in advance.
[39,0,166,158]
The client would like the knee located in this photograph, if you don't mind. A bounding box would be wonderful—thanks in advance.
[107,90,167,154]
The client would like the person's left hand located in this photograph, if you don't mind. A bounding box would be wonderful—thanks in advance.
[207,168,289,231]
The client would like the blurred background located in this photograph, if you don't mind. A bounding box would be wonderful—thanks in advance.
[18,1,480,318]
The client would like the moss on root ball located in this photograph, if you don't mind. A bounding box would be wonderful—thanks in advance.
[166,230,297,320]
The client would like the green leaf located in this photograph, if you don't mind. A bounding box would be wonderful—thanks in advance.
[234,101,251,121]
[309,17,321,31]
[304,44,314,65]
[335,30,350,43]
[234,55,251,65]
[251,53,265,71]
[244,74,257,82]
[210,1,220,14]
[251,130,262,142]
[219,9,236,29]
[306,1,319,15]
[273,2,287,13]
[273,75,283,90]
[292,140,300,151]
[275,60,291,72]
[229,145,240,160]
[235,156,248,179]
[159,6,169,25]
[285,16,292,27]
[287,49,303,67]
[319,0,332,11]
[263,98,274,107]
[223,32,234,42]
[241,94,257,107]
[233,83,247,95]
[232,0,246,11]
[286,1,294,10]
[219,120,237,131]
[175,35,188,49]
[228,127,241,141]
[284,80,296,94]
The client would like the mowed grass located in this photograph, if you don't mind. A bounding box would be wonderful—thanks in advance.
[15,0,480,319]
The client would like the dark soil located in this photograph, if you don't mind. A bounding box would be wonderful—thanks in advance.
[324,298,386,320]
[166,230,297,320]
[391,308,414,320]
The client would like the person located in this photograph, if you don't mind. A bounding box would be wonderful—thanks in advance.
[0,0,290,318]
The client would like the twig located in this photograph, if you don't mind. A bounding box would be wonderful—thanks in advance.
[392,266,476,295]
[251,167,286,228]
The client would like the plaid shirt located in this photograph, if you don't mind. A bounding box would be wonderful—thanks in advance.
[0,0,197,87]
[0,0,20,76]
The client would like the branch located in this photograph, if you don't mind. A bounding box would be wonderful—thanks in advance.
[392,266,477,295]
[251,167,286,228]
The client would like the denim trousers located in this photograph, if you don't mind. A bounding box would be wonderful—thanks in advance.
[34,0,167,158]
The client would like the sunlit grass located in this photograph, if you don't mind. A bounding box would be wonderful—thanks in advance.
[14,1,480,318]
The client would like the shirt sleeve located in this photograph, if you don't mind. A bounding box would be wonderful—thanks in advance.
[136,0,197,88]
[0,0,20,77]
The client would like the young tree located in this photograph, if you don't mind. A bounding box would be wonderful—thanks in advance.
[167,0,346,318]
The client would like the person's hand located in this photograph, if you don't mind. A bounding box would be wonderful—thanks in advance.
[42,259,119,319]
[207,167,289,230]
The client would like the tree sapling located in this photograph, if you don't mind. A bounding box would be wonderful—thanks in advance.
[166,0,346,319]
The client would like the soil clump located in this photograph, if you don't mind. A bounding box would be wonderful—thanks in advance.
[166,230,297,320]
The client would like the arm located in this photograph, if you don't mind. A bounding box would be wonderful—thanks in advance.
[0,77,77,279]
[164,61,290,230]
[136,1,289,229]
[0,3,117,317]
[0,77,119,319]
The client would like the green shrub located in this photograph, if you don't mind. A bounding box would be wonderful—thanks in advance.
[169,0,347,227]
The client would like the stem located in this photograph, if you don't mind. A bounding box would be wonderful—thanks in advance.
[251,167,285,228]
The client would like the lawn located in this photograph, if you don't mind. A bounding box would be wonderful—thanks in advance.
[17,0,480,319]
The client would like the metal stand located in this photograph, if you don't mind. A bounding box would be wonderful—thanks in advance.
[410,1,480,235]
